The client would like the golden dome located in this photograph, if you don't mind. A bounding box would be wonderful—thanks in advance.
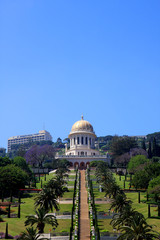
[69,115,95,135]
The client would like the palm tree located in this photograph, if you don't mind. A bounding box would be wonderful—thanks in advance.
[55,159,70,179]
[25,208,58,233]
[18,227,48,240]
[95,162,112,184]
[117,213,160,240]
[103,180,121,198]
[110,193,132,213]
[34,188,59,211]
[111,206,143,230]
[45,176,68,199]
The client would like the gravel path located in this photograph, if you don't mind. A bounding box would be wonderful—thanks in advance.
[79,170,90,240]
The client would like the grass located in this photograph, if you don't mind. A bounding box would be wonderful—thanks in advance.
[98,219,113,232]
[45,219,71,232]
[58,204,73,212]
[90,169,160,233]
[114,174,130,189]
[67,181,75,186]
[0,195,36,236]
[62,189,74,199]
[93,189,106,198]
[96,204,111,212]
[0,172,74,236]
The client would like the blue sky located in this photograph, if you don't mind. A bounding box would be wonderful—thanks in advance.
[0,0,160,149]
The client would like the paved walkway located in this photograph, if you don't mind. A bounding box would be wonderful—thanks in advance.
[79,170,90,240]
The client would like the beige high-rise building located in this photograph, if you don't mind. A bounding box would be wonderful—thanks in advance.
[8,130,52,152]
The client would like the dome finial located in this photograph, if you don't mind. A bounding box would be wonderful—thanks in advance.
[81,114,84,120]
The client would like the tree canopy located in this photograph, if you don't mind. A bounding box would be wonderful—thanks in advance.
[0,164,29,195]
[13,156,33,179]
[111,136,138,158]
[131,170,150,189]
[0,157,12,167]
[148,176,160,191]
[127,155,149,173]
[25,145,55,167]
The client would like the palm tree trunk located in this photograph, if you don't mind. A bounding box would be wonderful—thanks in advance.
[37,223,45,233]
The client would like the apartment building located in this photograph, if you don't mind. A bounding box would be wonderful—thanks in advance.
[8,130,52,152]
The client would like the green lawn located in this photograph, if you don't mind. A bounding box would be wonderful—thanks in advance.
[90,169,160,233]
[98,219,113,232]
[0,172,74,236]
[0,195,35,236]
[96,204,111,212]
[67,181,75,186]
[93,189,106,198]
[114,174,130,189]
[62,189,74,199]
[44,219,71,232]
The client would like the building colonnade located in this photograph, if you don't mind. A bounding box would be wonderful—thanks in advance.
[70,134,95,149]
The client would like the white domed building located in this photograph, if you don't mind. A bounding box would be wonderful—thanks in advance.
[58,116,110,169]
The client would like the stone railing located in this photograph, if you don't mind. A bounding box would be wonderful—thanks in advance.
[57,155,108,158]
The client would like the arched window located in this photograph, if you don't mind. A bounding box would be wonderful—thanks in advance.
[81,151,84,156]
[89,138,91,145]
[74,138,75,145]
[77,137,79,144]
[81,137,84,144]
[86,137,88,145]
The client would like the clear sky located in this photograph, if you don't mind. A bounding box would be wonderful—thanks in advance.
[1,0,160,150]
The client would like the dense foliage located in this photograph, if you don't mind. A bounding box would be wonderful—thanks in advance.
[131,170,150,189]
[13,156,33,179]
[127,155,149,173]
[111,136,138,158]
[25,144,55,167]
[148,176,160,191]
[0,164,29,195]
[0,157,12,167]
[131,162,160,189]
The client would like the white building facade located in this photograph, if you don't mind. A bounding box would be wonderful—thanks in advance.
[8,130,52,152]
[58,116,110,169]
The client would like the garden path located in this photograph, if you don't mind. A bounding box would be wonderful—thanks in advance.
[79,170,90,240]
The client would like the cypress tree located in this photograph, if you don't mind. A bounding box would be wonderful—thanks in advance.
[123,180,125,189]
[138,191,140,203]
[148,204,151,218]
[8,205,10,218]
[2,191,4,202]
[146,191,149,201]
[5,223,8,239]
[152,137,157,156]
[10,190,12,203]
[18,204,21,218]
[125,174,127,181]
[141,138,146,151]
[158,204,160,217]
[18,191,21,204]
[148,141,152,159]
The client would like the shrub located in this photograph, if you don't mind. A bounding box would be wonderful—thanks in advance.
[148,176,160,191]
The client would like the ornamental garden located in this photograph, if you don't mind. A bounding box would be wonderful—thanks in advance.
[1,135,160,239]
